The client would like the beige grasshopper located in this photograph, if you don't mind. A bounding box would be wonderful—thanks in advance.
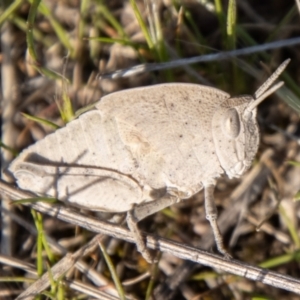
[9,59,290,262]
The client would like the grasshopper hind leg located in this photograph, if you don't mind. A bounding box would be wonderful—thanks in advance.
[127,191,181,263]
[126,210,155,263]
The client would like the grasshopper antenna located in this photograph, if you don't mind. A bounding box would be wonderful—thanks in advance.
[247,59,290,111]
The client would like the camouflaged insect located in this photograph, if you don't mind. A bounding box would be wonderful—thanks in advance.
[9,59,290,262]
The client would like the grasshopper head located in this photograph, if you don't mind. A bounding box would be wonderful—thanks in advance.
[211,96,259,179]
[211,59,289,179]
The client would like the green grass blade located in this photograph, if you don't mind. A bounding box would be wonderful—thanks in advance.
[74,102,96,118]
[293,191,300,202]
[129,0,154,50]
[88,36,140,48]
[35,1,74,56]
[26,0,70,80]
[226,0,236,50]
[278,86,300,114]
[21,113,60,130]
[47,261,57,295]
[266,6,297,43]
[0,140,18,156]
[26,0,42,62]
[214,0,226,41]
[152,1,166,62]
[259,250,300,269]
[145,257,160,300]
[31,210,44,276]
[0,0,23,26]
[287,161,300,167]
[79,0,89,38]
[191,271,219,280]
[99,242,126,300]
[0,277,35,283]
[56,92,74,123]
[279,205,300,248]
[13,16,53,48]
[98,2,127,38]
[12,197,59,205]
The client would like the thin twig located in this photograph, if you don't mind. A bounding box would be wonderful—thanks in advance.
[99,37,300,79]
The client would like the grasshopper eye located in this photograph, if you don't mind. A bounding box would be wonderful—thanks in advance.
[222,108,240,138]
